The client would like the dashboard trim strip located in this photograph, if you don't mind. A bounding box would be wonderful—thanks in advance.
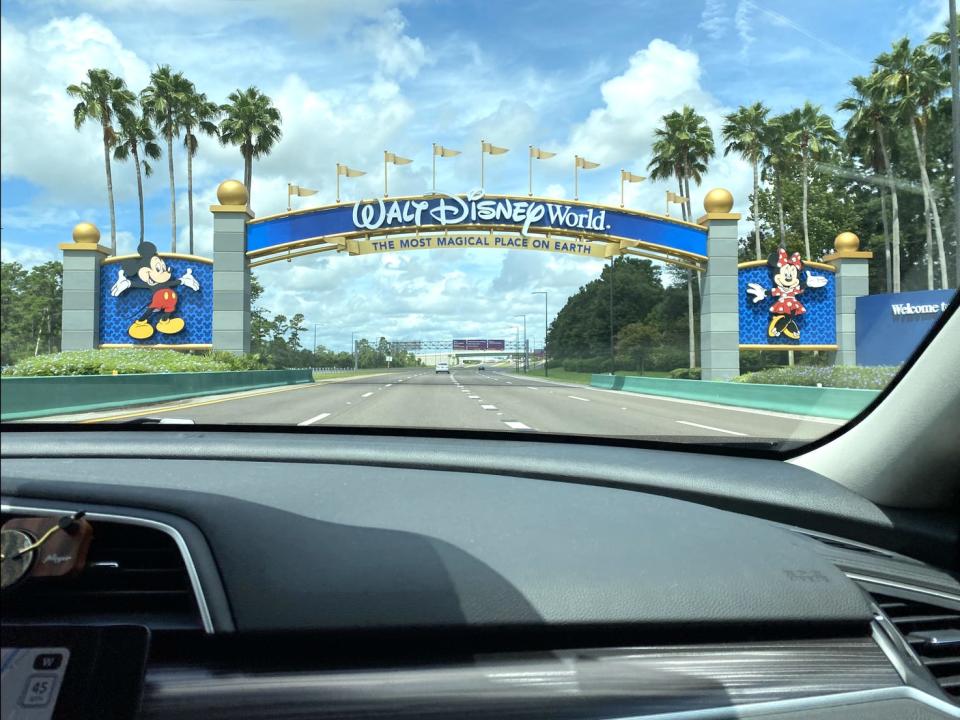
[845,572,960,603]
[1,502,215,634]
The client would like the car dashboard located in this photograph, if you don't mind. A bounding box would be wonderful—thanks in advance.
[1,429,958,719]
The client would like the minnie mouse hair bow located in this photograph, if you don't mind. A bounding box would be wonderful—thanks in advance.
[777,248,802,268]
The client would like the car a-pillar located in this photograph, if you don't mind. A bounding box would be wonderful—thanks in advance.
[60,222,111,351]
[824,232,872,366]
[211,179,253,354]
[698,189,741,381]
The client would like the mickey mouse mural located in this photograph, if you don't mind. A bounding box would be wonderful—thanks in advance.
[109,241,200,340]
[746,248,828,341]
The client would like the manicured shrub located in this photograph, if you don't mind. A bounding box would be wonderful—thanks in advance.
[732,365,899,390]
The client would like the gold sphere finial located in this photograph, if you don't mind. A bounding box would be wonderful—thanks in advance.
[72,222,100,244]
[703,188,734,214]
[834,231,860,253]
[216,179,248,206]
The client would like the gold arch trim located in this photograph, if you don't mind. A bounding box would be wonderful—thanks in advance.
[102,252,213,266]
[98,343,213,350]
[738,259,836,272]
[738,344,838,351]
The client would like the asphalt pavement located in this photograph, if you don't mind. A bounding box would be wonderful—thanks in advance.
[40,368,844,442]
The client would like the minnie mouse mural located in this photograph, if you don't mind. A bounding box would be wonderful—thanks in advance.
[746,248,828,340]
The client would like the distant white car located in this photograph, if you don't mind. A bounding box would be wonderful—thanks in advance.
[435,361,450,373]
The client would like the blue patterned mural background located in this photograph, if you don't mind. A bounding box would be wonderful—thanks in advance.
[99,257,213,346]
[738,264,836,346]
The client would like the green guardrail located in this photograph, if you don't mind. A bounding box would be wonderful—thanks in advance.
[1,369,314,421]
[590,374,879,420]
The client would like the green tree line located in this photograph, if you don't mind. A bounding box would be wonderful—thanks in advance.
[1,262,63,366]
[68,65,282,254]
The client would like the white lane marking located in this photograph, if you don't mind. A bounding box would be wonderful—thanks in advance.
[468,395,480,399]
[481,404,497,410]
[505,381,512,384]
[298,412,331,426]
[675,420,748,437]
[503,421,532,430]
[361,392,374,398]
[385,384,392,387]
[497,412,504,416]
[527,386,538,390]
[346,401,352,405]
[568,395,590,402]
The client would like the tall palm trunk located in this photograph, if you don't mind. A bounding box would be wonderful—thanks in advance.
[910,120,948,287]
[683,173,693,225]
[879,187,892,292]
[752,160,761,259]
[687,271,695,369]
[677,176,687,221]
[101,120,117,253]
[166,124,177,253]
[132,142,145,243]
[925,206,934,290]
[775,173,786,246]
[877,130,901,292]
[186,130,194,255]
[801,146,810,259]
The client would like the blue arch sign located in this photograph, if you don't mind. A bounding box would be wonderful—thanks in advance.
[246,191,707,262]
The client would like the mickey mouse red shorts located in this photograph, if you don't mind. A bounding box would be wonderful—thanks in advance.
[148,289,178,313]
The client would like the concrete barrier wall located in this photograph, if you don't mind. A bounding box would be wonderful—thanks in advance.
[590,374,878,420]
[1,369,313,421]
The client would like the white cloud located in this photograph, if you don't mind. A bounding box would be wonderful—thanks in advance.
[699,0,728,40]
[0,14,151,202]
[561,39,752,217]
[734,0,755,56]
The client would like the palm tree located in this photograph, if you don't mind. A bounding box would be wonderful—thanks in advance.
[181,90,220,255]
[141,65,192,252]
[722,102,769,259]
[113,108,161,244]
[218,87,283,205]
[66,68,135,252]
[783,102,840,259]
[838,75,902,292]
[761,115,793,247]
[875,38,949,288]
[648,107,714,369]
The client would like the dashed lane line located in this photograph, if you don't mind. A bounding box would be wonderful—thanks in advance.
[503,421,533,430]
[481,405,497,410]
[298,412,331,426]
[361,392,374,398]
[675,420,747,437]
[568,395,590,402]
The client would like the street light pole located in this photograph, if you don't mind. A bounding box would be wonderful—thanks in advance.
[532,291,548,376]
[514,314,527,373]
[351,331,357,370]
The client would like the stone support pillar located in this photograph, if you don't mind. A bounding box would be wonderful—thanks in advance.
[60,222,112,351]
[824,232,872,366]
[211,180,254,354]
[697,189,741,381]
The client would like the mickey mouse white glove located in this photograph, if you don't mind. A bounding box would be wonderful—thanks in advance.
[110,268,131,296]
[746,283,767,303]
[179,267,199,291]
[805,272,827,288]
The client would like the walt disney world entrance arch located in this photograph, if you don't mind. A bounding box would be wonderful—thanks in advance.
[61,178,872,381]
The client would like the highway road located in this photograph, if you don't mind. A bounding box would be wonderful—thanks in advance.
[46,368,844,442]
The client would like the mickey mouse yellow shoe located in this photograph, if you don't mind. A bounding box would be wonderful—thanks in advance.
[156,317,185,335]
[128,320,154,340]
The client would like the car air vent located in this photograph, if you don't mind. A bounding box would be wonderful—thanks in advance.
[1,514,203,631]
[871,591,960,701]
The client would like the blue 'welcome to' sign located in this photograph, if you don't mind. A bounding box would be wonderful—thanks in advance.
[856,289,955,366]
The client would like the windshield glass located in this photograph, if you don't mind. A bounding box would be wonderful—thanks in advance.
[1,1,957,444]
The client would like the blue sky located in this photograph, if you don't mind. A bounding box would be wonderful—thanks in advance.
[0,0,948,350]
